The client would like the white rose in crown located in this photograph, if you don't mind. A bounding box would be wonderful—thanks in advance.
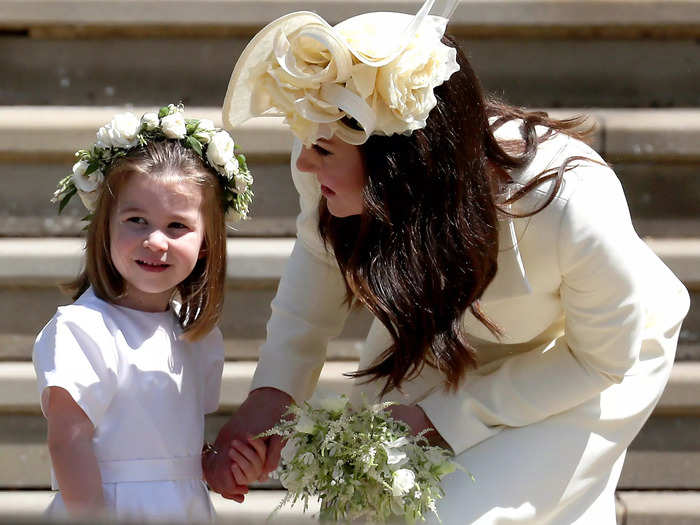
[78,189,101,211]
[194,119,216,144]
[234,171,253,193]
[71,160,103,193]
[375,37,459,135]
[223,158,240,179]
[140,112,160,131]
[96,112,141,149]
[207,130,235,167]
[160,112,187,139]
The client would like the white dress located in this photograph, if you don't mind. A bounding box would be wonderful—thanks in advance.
[249,125,690,524]
[33,287,224,523]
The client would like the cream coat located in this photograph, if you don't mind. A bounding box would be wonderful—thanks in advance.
[250,121,690,523]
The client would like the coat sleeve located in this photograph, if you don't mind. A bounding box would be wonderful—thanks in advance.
[250,140,351,403]
[417,165,666,456]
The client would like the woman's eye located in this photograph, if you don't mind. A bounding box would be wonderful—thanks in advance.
[312,144,331,156]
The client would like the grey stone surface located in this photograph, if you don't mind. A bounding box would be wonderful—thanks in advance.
[1,160,698,238]
[0,162,299,237]
[2,0,700,29]
[2,413,698,489]
[618,491,700,525]
[2,37,699,107]
[0,287,373,356]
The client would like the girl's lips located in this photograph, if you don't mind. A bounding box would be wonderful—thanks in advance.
[136,260,170,273]
[320,184,335,197]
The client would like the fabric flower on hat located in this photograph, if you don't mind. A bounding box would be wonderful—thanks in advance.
[226,5,460,146]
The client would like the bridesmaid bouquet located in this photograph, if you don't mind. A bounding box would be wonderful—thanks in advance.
[260,395,462,523]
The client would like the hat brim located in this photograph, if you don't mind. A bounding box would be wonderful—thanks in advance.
[223,11,329,130]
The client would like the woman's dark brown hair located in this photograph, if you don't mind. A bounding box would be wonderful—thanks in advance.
[319,35,594,396]
[64,140,227,342]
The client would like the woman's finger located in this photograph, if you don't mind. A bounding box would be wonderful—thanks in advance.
[264,434,283,474]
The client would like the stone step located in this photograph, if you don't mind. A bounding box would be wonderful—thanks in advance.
[2,238,697,289]
[0,411,698,489]
[0,489,319,523]
[1,107,699,237]
[0,237,697,360]
[2,0,699,33]
[3,107,699,162]
[3,162,698,239]
[1,490,700,525]
[1,36,699,108]
[1,360,698,416]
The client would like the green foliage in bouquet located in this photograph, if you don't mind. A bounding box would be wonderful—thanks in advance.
[260,395,466,524]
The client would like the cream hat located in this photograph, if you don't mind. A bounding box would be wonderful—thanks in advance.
[223,0,460,145]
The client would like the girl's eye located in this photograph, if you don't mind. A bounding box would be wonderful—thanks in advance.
[169,222,188,230]
[127,217,146,225]
[312,144,331,156]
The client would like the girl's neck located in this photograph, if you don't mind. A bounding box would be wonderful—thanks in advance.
[112,285,172,313]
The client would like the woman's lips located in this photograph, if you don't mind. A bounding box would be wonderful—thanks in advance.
[136,260,170,273]
[320,184,335,197]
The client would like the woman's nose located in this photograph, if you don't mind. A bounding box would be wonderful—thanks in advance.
[296,146,318,173]
[143,230,168,252]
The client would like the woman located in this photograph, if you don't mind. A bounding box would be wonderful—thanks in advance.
[204,1,690,522]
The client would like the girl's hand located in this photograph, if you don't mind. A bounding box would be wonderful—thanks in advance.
[228,437,267,486]
[386,403,450,449]
[203,387,292,499]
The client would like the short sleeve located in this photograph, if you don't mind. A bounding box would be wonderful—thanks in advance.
[32,310,118,428]
[201,327,225,414]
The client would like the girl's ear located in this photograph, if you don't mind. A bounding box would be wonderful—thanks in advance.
[198,245,208,259]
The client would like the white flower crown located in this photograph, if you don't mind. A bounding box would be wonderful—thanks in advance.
[52,104,254,222]
[223,0,460,146]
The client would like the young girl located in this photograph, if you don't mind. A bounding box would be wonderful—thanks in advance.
[33,104,261,522]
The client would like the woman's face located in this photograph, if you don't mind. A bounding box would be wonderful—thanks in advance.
[295,136,365,217]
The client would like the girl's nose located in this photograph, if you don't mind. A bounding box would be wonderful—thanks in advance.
[143,230,168,252]
[296,146,319,173]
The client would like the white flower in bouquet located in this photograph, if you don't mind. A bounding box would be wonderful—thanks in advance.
[260,395,466,524]
[392,468,416,497]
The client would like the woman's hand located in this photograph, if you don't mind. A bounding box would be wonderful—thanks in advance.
[386,403,450,449]
[203,387,292,500]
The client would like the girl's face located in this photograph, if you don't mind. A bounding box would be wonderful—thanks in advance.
[296,136,365,217]
[109,173,205,312]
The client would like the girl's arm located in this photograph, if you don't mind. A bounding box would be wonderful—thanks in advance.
[45,386,105,516]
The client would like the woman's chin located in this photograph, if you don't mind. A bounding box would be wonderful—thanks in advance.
[327,204,361,218]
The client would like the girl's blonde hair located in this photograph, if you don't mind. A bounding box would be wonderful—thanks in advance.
[65,140,227,342]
